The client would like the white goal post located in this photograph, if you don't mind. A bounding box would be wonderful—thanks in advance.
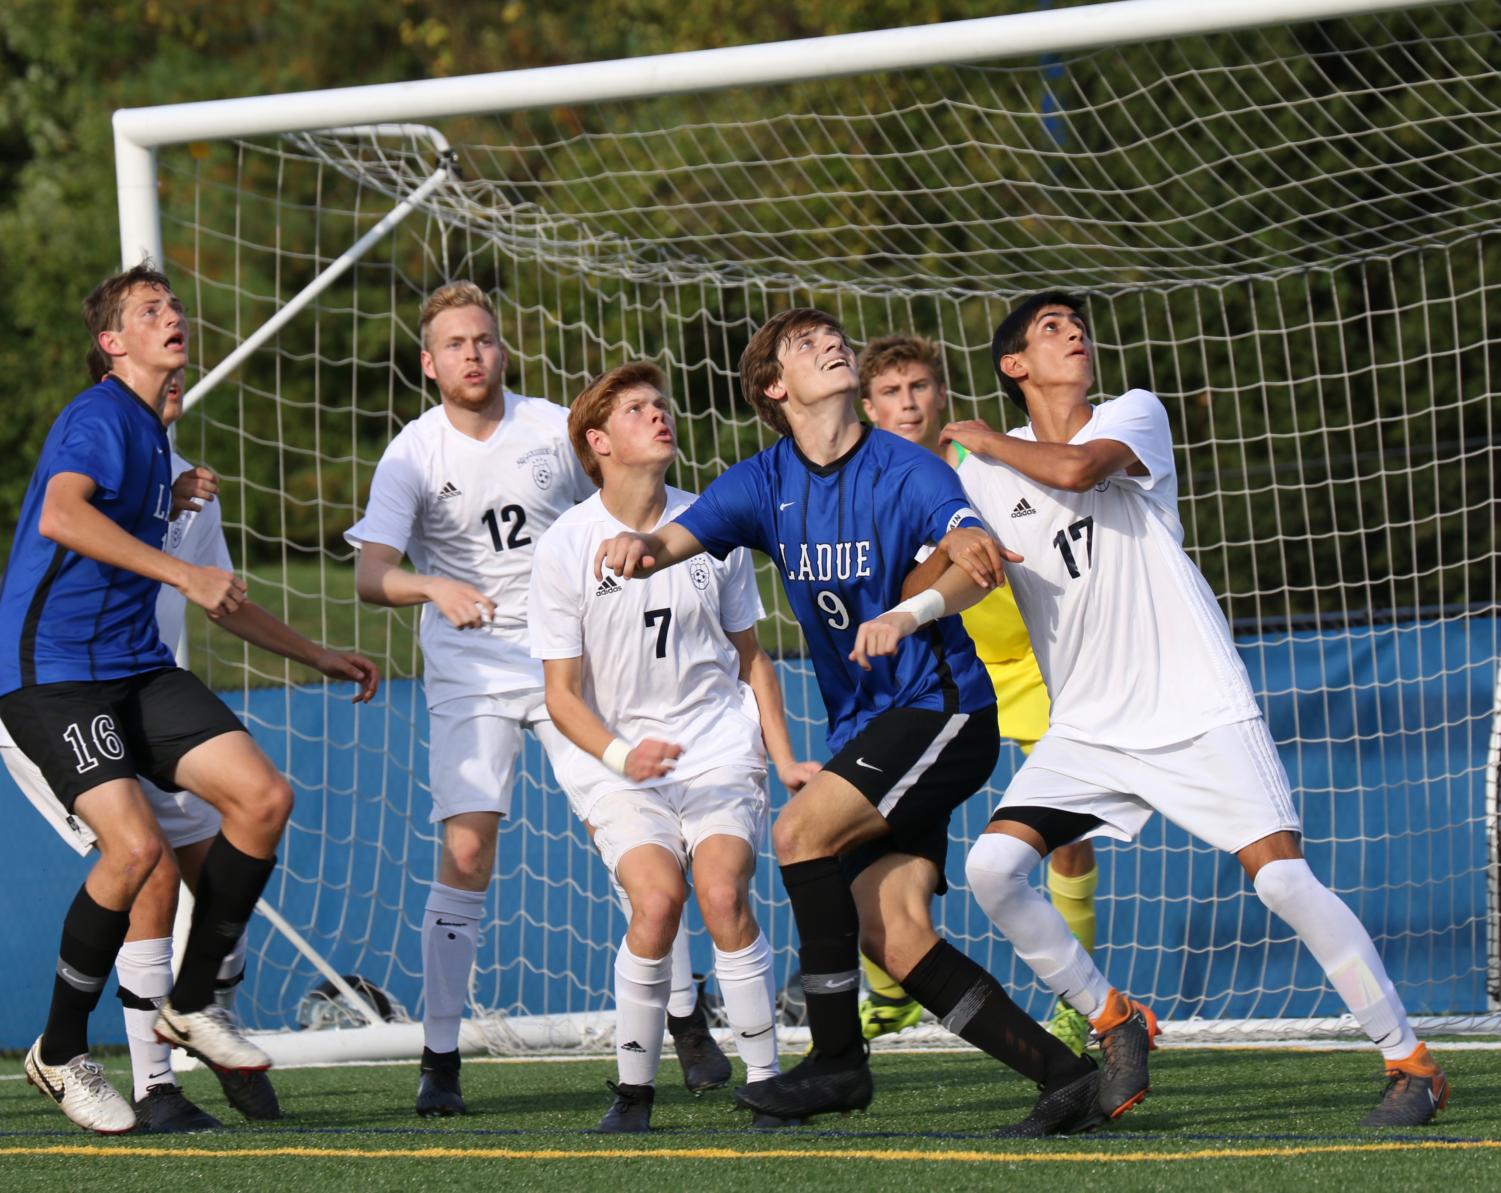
[113,0,1500,1065]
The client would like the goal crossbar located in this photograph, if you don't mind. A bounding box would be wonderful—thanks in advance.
[113,0,1459,267]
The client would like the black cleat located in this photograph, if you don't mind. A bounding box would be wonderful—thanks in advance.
[734,1047,872,1120]
[1095,1000,1157,1118]
[132,1084,222,1134]
[214,1066,283,1121]
[752,1110,806,1128]
[597,1080,654,1133]
[415,1048,467,1117]
[995,1066,1106,1138]
[668,1002,732,1093]
[1360,1047,1450,1127]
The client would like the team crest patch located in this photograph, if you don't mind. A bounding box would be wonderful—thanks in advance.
[688,556,711,590]
[531,459,553,490]
[168,516,188,551]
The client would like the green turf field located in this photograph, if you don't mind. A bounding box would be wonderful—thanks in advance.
[3,1047,1498,1192]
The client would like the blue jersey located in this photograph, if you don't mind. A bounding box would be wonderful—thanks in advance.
[0,377,176,694]
[677,426,994,751]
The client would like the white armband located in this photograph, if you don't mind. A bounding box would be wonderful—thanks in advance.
[888,587,946,629]
[601,738,632,776]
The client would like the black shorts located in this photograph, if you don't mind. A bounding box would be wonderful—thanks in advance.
[0,667,245,811]
[825,705,999,895]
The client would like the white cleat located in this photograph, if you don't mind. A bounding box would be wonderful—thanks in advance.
[155,1002,272,1072]
[24,1037,136,1135]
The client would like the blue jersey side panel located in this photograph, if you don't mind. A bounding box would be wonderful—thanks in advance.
[0,378,176,694]
[678,428,993,751]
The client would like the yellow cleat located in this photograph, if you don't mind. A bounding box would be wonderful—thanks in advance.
[1046,1001,1092,1057]
[858,994,924,1041]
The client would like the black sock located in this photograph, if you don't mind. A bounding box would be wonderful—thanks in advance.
[41,887,130,1064]
[903,939,1091,1089]
[172,834,275,1012]
[781,857,862,1062]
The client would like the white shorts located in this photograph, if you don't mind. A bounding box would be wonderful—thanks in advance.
[588,765,769,875]
[426,689,567,823]
[998,717,1302,855]
[2,737,221,856]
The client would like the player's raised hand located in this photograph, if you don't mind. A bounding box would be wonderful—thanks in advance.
[849,611,917,671]
[626,737,682,781]
[776,758,823,792]
[939,418,1004,458]
[938,526,1021,589]
[594,532,657,580]
[426,577,495,629]
[180,565,247,620]
[313,649,382,703]
[170,466,219,519]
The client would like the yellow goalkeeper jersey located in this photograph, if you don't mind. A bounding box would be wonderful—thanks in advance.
[954,443,1050,750]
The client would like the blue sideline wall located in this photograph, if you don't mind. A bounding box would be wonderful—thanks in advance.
[0,616,1494,1048]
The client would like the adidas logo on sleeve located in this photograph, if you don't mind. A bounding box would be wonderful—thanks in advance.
[1010,498,1037,518]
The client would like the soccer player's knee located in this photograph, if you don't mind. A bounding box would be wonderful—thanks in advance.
[244,772,294,832]
[102,829,166,888]
[964,833,1032,918]
[770,807,826,861]
[694,878,745,933]
[629,886,684,936]
[1252,856,1317,916]
[443,836,492,885]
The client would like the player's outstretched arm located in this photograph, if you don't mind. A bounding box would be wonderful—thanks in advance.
[728,628,821,792]
[354,541,495,628]
[941,418,1140,492]
[541,657,682,782]
[849,562,993,672]
[592,521,704,581]
[213,601,380,703]
[39,471,246,619]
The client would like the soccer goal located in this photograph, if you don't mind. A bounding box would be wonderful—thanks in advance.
[111,0,1500,1063]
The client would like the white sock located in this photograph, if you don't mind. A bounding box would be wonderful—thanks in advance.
[422,882,485,1054]
[115,937,175,1101]
[668,924,698,1018]
[617,878,697,1018]
[213,931,249,1013]
[1253,858,1419,1061]
[714,933,779,1083]
[966,833,1112,1017]
[614,939,671,1087]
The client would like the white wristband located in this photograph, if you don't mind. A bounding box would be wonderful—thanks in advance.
[888,587,946,629]
[601,738,632,776]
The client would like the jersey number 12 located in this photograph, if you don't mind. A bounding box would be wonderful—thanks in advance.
[481,505,531,552]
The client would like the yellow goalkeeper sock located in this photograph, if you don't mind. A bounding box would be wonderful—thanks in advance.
[1046,863,1099,955]
[861,953,910,1002]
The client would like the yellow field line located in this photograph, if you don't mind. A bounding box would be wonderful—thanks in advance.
[2,1141,1499,1164]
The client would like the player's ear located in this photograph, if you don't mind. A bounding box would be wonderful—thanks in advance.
[419,349,438,382]
[585,425,611,462]
[97,328,126,360]
[998,353,1028,386]
[763,374,788,402]
[860,396,875,420]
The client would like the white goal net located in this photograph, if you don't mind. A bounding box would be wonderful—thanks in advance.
[140,0,1498,1054]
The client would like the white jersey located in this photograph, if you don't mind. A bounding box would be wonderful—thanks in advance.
[157,451,233,659]
[527,488,766,815]
[957,388,1261,749]
[345,393,593,709]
